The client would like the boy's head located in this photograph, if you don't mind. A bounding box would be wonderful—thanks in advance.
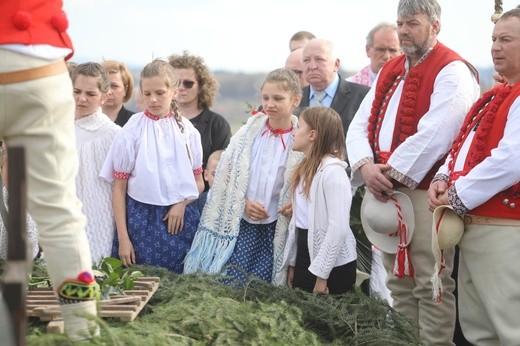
[204,150,223,188]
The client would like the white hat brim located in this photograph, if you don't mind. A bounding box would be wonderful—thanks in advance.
[361,189,415,254]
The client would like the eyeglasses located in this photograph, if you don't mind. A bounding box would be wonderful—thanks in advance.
[179,79,197,89]
[372,47,400,54]
[291,69,303,76]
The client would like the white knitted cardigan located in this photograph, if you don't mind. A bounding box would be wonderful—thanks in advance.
[184,113,301,285]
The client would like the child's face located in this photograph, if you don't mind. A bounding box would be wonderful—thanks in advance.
[73,75,106,119]
[261,82,301,121]
[141,76,178,117]
[292,118,315,155]
[204,161,217,188]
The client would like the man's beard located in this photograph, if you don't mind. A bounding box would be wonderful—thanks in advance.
[400,36,434,60]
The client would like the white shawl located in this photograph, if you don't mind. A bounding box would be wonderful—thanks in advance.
[184,113,301,285]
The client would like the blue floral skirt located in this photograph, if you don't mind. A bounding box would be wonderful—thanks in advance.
[112,196,200,273]
[224,219,276,284]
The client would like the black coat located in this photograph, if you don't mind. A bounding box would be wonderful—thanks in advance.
[298,75,370,135]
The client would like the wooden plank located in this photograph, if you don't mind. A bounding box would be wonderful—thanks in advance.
[2,146,28,346]
[101,296,141,305]
[26,277,160,327]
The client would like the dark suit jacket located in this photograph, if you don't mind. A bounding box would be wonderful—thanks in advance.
[298,75,370,135]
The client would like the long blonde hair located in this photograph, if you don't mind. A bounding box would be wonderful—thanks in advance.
[291,107,345,198]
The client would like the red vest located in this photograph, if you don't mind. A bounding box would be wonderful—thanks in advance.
[451,83,520,219]
[0,0,73,60]
[370,42,477,189]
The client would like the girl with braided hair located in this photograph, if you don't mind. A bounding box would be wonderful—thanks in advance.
[100,59,204,273]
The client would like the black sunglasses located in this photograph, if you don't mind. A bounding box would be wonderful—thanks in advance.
[179,79,197,89]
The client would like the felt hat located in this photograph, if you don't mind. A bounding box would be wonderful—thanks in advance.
[430,205,464,304]
[432,205,464,251]
[361,190,415,254]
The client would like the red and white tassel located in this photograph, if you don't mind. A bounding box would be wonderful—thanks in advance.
[431,251,446,305]
[392,222,414,278]
[390,196,414,278]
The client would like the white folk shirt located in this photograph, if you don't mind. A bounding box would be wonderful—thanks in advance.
[100,112,203,206]
[244,126,293,224]
[347,60,480,188]
[437,97,520,210]
[294,181,309,229]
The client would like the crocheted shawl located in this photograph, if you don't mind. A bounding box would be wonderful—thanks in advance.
[184,113,302,285]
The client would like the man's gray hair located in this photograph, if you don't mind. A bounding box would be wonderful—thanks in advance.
[498,8,520,22]
[366,22,397,46]
[398,0,442,33]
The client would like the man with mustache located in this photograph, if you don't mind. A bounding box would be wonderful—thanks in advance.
[428,8,520,344]
[346,0,480,344]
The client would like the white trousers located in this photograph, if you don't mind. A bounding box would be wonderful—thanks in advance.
[0,48,92,290]
[382,188,456,345]
[459,223,520,346]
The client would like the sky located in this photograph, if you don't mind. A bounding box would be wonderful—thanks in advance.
[63,0,519,73]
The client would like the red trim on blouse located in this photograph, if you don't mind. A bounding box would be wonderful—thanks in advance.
[193,167,203,175]
[113,171,130,180]
[144,110,173,120]
[261,119,293,150]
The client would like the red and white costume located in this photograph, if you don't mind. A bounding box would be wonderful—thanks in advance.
[435,83,520,344]
[347,42,480,345]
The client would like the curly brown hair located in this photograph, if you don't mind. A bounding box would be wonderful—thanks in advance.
[167,51,219,109]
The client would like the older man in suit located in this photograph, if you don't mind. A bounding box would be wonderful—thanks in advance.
[298,38,369,135]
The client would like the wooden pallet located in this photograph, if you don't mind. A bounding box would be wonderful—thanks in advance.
[26,276,160,331]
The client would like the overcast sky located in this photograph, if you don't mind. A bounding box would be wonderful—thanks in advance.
[64,0,518,73]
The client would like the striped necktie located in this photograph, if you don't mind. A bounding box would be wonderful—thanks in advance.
[312,90,326,106]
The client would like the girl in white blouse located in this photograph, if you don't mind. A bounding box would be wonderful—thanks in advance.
[73,62,121,264]
[284,107,357,295]
[100,60,204,273]
[184,69,302,285]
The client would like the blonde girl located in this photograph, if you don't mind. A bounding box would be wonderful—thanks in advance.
[284,107,357,294]
[184,68,302,285]
[100,59,204,273]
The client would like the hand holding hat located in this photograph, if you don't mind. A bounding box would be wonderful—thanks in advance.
[430,205,464,304]
[361,189,415,278]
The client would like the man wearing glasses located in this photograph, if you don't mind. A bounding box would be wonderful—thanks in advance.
[347,23,402,87]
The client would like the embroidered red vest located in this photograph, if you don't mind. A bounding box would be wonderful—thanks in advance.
[369,42,476,189]
[449,83,520,219]
[0,0,74,60]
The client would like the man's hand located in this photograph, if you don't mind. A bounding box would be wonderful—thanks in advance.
[427,180,449,211]
[360,162,393,201]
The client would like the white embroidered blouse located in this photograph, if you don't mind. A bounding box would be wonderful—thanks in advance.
[100,112,203,206]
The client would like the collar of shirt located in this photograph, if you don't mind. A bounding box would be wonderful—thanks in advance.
[310,73,340,108]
